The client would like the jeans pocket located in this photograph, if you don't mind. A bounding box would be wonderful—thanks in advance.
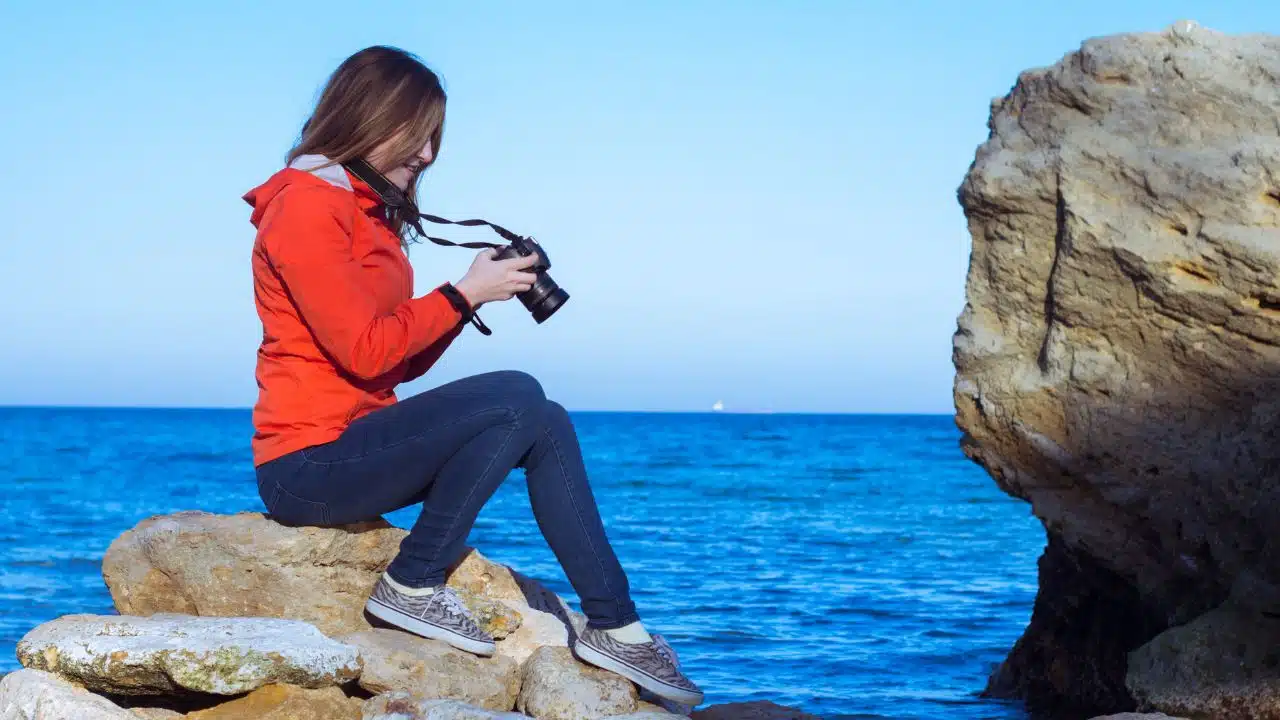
[269,482,332,526]
[255,472,280,514]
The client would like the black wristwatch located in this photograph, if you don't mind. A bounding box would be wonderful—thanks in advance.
[439,283,492,336]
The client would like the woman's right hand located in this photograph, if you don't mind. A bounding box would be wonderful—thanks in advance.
[453,249,540,307]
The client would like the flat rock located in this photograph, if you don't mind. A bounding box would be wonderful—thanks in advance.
[603,714,687,720]
[342,629,520,712]
[492,601,570,666]
[954,19,1280,716]
[362,693,531,719]
[16,614,361,696]
[691,701,820,720]
[185,684,359,720]
[0,669,138,719]
[516,647,636,720]
[1127,606,1280,719]
[102,512,524,639]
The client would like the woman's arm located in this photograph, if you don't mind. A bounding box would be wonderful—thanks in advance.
[260,187,462,380]
[402,321,463,382]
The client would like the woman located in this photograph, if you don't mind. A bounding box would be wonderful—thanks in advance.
[242,46,702,705]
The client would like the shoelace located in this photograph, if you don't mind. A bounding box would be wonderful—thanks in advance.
[428,587,474,625]
[652,634,680,669]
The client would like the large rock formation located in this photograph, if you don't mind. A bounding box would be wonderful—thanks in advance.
[955,19,1280,717]
[4,511,812,719]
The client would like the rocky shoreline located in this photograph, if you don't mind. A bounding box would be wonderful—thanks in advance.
[0,511,817,720]
[956,19,1280,720]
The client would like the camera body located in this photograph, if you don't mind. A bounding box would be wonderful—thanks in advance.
[493,236,569,323]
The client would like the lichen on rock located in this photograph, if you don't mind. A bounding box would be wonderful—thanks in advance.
[15,614,361,696]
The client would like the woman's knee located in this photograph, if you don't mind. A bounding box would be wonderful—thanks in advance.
[484,370,547,424]
[544,399,572,430]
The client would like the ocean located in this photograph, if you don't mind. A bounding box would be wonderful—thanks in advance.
[0,407,1043,719]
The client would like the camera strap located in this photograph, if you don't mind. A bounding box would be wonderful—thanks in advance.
[341,159,527,248]
[342,158,531,337]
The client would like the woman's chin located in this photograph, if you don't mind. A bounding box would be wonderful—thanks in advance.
[389,172,413,190]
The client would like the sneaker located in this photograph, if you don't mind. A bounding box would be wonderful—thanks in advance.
[572,626,704,705]
[365,577,496,656]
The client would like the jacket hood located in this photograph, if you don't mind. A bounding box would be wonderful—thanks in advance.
[243,155,377,227]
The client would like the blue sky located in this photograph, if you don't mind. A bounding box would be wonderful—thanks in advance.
[1,2,1276,413]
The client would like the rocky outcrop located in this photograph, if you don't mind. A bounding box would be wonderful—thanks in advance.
[342,629,521,711]
[7,510,816,719]
[15,614,361,696]
[516,647,637,720]
[955,19,1280,718]
[101,512,523,640]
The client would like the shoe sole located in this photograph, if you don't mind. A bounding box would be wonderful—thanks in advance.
[573,639,704,706]
[365,597,496,657]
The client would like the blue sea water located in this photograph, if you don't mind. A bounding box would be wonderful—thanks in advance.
[0,407,1043,719]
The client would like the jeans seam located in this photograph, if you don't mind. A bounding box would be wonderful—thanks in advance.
[409,419,520,585]
[300,407,517,466]
[270,477,330,521]
[544,424,622,609]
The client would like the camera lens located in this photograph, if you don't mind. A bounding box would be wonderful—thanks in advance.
[519,273,569,323]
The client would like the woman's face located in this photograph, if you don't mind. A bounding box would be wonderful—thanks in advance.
[370,137,434,191]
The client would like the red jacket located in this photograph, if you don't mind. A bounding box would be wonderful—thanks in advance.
[243,157,463,466]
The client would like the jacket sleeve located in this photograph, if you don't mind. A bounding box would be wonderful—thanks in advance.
[402,322,464,383]
[260,187,462,380]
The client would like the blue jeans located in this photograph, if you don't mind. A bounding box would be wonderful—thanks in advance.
[254,370,639,630]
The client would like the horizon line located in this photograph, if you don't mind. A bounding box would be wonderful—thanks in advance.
[0,403,955,417]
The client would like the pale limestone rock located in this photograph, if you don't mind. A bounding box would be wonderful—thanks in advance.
[342,629,520,712]
[101,512,526,639]
[493,601,569,666]
[15,614,360,696]
[516,647,636,720]
[0,669,137,719]
[955,20,1280,715]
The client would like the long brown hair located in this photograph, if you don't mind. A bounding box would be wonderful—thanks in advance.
[288,46,446,243]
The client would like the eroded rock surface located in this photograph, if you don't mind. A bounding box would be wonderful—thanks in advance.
[956,19,1280,716]
[15,614,360,696]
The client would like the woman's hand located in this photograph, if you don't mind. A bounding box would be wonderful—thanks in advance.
[454,249,539,308]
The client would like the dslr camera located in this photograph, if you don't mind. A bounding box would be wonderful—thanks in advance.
[492,236,569,323]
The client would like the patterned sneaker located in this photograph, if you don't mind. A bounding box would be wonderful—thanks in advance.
[365,577,496,656]
[573,626,704,705]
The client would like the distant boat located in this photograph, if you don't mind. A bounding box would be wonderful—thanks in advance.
[712,400,725,412]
